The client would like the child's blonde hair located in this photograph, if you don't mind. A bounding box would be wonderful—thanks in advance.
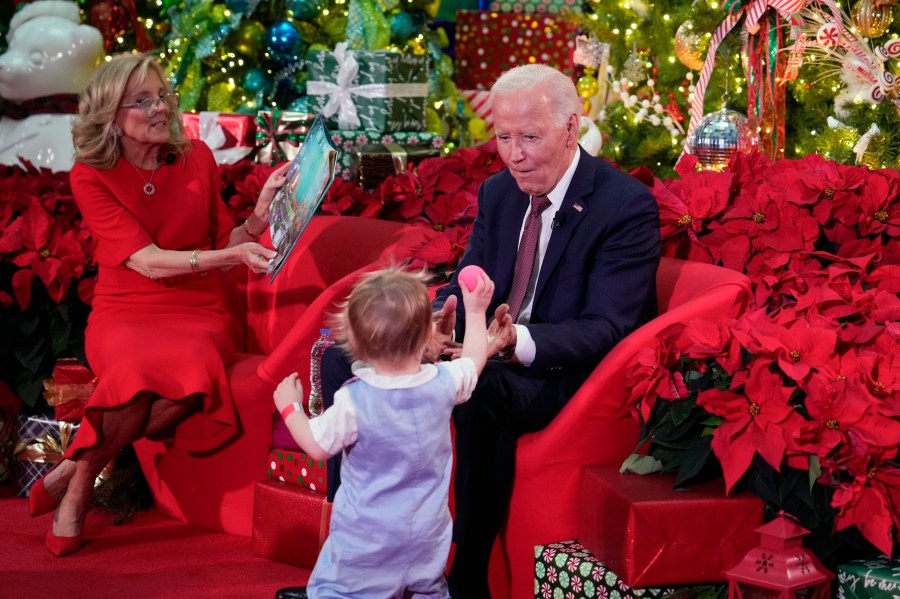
[334,266,433,366]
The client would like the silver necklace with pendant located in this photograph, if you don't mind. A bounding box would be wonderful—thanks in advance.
[131,161,158,196]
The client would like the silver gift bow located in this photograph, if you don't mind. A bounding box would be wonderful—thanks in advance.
[307,42,427,130]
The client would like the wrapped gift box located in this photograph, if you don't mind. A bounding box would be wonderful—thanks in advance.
[306,45,429,133]
[454,10,577,90]
[255,110,316,165]
[357,143,442,188]
[330,130,443,181]
[490,0,581,14]
[181,111,255,164]
[41,358,96,423]
[535,540,675,598]
[579,466,765,587]
[13,414,78,497]
[252,479,332,569]
[838,557,900,599]
[267,447,328,494]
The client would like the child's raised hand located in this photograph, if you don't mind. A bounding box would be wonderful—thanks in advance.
[274,372,304,413]
[459,266,493,315]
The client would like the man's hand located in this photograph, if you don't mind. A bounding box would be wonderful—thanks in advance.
[487,303,516,357]
[424,295,459,362]
[444,303,516,360]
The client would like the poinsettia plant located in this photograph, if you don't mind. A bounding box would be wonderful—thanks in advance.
[626,151,900,563]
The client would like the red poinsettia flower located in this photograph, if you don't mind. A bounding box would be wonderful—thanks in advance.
[787,153,867,218]
[698,359,806,493]
[833,167,900,237]
[407,225,470,272]
[626,322,688,423]
[826,440,900,556]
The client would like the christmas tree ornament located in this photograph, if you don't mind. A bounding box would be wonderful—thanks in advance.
[390,12,416,39]
[287,0,321,21]
[267,19,304,62]
[851,0,893,38]
[576,68,600,114]
[225,0,250,11]
[622,48,646,83]
[242,67,272,94]
[232,20,267,57]
[687,108,756,171]
[674,20,706,70]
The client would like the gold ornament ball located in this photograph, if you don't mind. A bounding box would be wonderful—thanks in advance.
[852,0,893,38]
[674,20,707,71]
[233,20,267,57]
[576,74,599,99]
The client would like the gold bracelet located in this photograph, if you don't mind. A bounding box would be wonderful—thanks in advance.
[189,249,207,276]
[242,218,263,240]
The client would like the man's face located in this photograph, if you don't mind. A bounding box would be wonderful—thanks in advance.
[492,85,576,197]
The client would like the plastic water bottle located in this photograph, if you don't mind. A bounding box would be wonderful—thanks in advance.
[308,328,335,417]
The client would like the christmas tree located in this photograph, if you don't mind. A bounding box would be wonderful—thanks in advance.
[577,0,900,176]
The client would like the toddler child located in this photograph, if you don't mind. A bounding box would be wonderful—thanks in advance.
[273,265,494,598]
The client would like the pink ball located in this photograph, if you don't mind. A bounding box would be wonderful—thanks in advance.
[458,265,485,292]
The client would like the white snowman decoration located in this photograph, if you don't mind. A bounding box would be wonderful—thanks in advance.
[0,1,104,172]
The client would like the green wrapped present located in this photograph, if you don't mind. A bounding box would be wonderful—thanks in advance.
[535,540,676,599]
[330,130,443,181]
[306,42,429,133]
[838,557,900,599]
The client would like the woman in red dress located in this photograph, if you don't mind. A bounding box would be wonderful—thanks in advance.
[28,54,289,556]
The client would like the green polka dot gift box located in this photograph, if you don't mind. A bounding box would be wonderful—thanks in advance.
[267,448,327,495]
[490,0,581,16]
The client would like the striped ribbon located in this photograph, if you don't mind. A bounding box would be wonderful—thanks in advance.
[684,0,807,153]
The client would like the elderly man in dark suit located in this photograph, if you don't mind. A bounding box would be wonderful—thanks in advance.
[435,64,660,596]
[275,63,659,599]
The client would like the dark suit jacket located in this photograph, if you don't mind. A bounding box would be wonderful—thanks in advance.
[434,147,661,380]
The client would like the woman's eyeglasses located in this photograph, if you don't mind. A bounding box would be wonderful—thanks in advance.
[119,93,179,117]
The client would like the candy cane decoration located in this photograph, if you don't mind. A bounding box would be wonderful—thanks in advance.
[684,0,808,152]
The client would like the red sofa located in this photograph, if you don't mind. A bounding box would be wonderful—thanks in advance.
[491,256,753,598]
[133,215,418,536]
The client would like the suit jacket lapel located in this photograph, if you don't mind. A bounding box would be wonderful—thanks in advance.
[535,149,595,299]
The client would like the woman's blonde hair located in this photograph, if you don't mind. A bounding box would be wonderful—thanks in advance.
[72,53,190,169]
[333,266,434,367]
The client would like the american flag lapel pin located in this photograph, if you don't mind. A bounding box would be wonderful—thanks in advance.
[573,203,584,212]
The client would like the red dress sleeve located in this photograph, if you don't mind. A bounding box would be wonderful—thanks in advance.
[70,162,153,267]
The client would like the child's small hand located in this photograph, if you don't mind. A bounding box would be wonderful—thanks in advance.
[274,372,304,413]
[460,269,494,315]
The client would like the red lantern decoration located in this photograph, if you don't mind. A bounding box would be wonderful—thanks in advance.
[726,511,833,599]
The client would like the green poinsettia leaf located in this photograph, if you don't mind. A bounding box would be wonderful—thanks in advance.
[620,453,664,475]
[808,455,821,493]
[674,436,713,487]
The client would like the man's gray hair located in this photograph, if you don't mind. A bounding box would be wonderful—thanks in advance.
[490,64,581,129]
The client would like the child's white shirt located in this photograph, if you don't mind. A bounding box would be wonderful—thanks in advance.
[308,357,478,457]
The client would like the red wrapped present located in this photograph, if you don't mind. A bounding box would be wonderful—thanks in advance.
[579,466,765,587]
[454,10,576,90]
[181,111,255,164]
[267,447,328,494]
[41,358,96,423]
[252,479,332,569]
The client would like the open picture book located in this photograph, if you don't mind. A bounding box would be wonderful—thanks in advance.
[267,113,339,282]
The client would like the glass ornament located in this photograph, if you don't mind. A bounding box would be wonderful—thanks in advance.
[674,21,707,71]
[390,12,416,39]
[287,0,320,21]
[226,0,250,11]
[851,0,893,38]
[687,109,757,171]
[267,19,304,62]
[242,67,272,95]
[232,20,267,57]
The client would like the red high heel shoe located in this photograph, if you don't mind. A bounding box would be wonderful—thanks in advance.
[29,459,66,517]
[45,507,87,557]
[45,526,84,557]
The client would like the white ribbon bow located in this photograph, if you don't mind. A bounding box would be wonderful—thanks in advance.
[199,112,253,165]
[306,41,426,130]
[853,123,881,164]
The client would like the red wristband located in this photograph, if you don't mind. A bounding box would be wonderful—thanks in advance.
[280,401,302,420]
